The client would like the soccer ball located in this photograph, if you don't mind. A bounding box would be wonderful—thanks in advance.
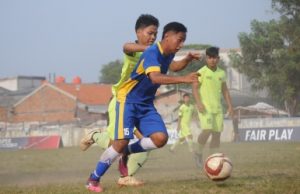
[204,153,233,181]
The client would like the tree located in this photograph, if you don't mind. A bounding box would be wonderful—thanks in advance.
[230,0,300,116]
[99,60,122,84]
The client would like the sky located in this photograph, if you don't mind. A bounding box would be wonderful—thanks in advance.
[0,0,278,83]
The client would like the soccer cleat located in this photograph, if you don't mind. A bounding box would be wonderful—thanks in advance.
[118,154,129,177]
[194,153,203,168]
[117,176,144,187]
[80,129,99,151]
[85,178,103,193]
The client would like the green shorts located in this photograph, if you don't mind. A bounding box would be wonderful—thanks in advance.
[198,112,223,132]
[179,124,192,138]
[107,97,117,140]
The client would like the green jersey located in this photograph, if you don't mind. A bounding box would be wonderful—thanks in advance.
[111,52,143,96]
[178,103,194,125]
[197,65,226,113]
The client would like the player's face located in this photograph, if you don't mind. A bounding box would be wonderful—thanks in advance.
[183,96,190,103]
[137,25,158,46]
[166,32,186,53]
[206,56,220,69]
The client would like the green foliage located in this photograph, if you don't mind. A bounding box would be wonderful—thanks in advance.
[99,60,122,84]
[229,0,300,116]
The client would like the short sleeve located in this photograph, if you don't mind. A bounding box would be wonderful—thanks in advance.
[178,105,183,117]
[143,50,161,75]
[198,68,205,83]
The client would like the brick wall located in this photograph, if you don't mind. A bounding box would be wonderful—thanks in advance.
[12,86,77,122]
[0,107,7,122]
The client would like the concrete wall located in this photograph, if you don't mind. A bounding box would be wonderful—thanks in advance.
[1,118,299,147]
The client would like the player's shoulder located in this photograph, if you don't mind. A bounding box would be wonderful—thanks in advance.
[144,43,159,54]
[198,65,208,73]
[216,67,226,76]
[124,51,143,60]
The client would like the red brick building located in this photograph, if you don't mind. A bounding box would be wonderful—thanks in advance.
[9,83,112,123]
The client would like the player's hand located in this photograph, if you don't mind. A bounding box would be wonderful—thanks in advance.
[197,103,205,113]
[186,52,201,62]
[183,72,200,83]
[227,106,234,118]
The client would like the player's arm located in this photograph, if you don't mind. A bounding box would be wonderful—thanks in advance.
[148,71,199,85]
[123,43,148,55]
[169,52,201,72]
[177,116,182,132]
[222,82,234,117]
[192,81,205,113]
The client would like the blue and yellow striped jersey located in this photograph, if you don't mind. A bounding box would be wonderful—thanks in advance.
[116,42,174,104]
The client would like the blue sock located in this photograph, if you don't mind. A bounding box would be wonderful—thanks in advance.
[90,161,110,181]
[90,146,120,181]
[127,137,158,154]
[127,140,147,154]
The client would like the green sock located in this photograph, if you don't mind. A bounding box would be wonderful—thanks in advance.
[195,143,204,155]
[127,152,149,176]
[187,139,194,152]
[92,131,110,150]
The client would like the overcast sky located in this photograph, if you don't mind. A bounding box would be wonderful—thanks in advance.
[0,0,278,83]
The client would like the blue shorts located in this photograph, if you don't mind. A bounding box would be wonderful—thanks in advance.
[114,101,168,140]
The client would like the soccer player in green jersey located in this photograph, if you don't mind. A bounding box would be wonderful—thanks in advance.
[85,22,200,193]
[80,14,159,187]
[192,47,233,167]
[170,93,195,152]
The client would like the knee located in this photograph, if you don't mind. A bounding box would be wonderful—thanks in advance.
[150,132,168,148]
[112,139,129,153]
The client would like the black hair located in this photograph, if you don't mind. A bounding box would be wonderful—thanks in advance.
[135,14,159,31]
[183,93,190,98]
[162,22,187,39]
[206,47,219,57]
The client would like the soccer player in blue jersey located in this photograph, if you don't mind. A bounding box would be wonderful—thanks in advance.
[86,22,200,192]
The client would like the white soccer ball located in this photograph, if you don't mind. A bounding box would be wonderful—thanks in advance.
[204,153,233,181]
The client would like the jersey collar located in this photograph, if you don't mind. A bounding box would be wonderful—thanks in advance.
[157,42,164,55]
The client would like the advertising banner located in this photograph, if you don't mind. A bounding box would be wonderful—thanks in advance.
[0,135,62,150]
[239,127,300,142]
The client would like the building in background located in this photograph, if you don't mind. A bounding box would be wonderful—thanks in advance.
[0,76,112,124]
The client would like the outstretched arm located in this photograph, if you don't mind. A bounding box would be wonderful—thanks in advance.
[192,81,205,113]
[169,52,201,72]
[177,116,182,132]
[123,43,148,55]
[222,82,234,117]
[148,71,199,85]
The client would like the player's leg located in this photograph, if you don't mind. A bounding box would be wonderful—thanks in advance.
[86,101,135,192]
[127,151,149,176]
[86,139,129,192]
[194,112,213,167]
[181,123,193,152]
[125,106,168,155]
[209,113,223,154]
[186,134,194,152]
[170,137,185,152]
[80,97,116,151]
[118,151,149,186]
[210,132,221,154]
